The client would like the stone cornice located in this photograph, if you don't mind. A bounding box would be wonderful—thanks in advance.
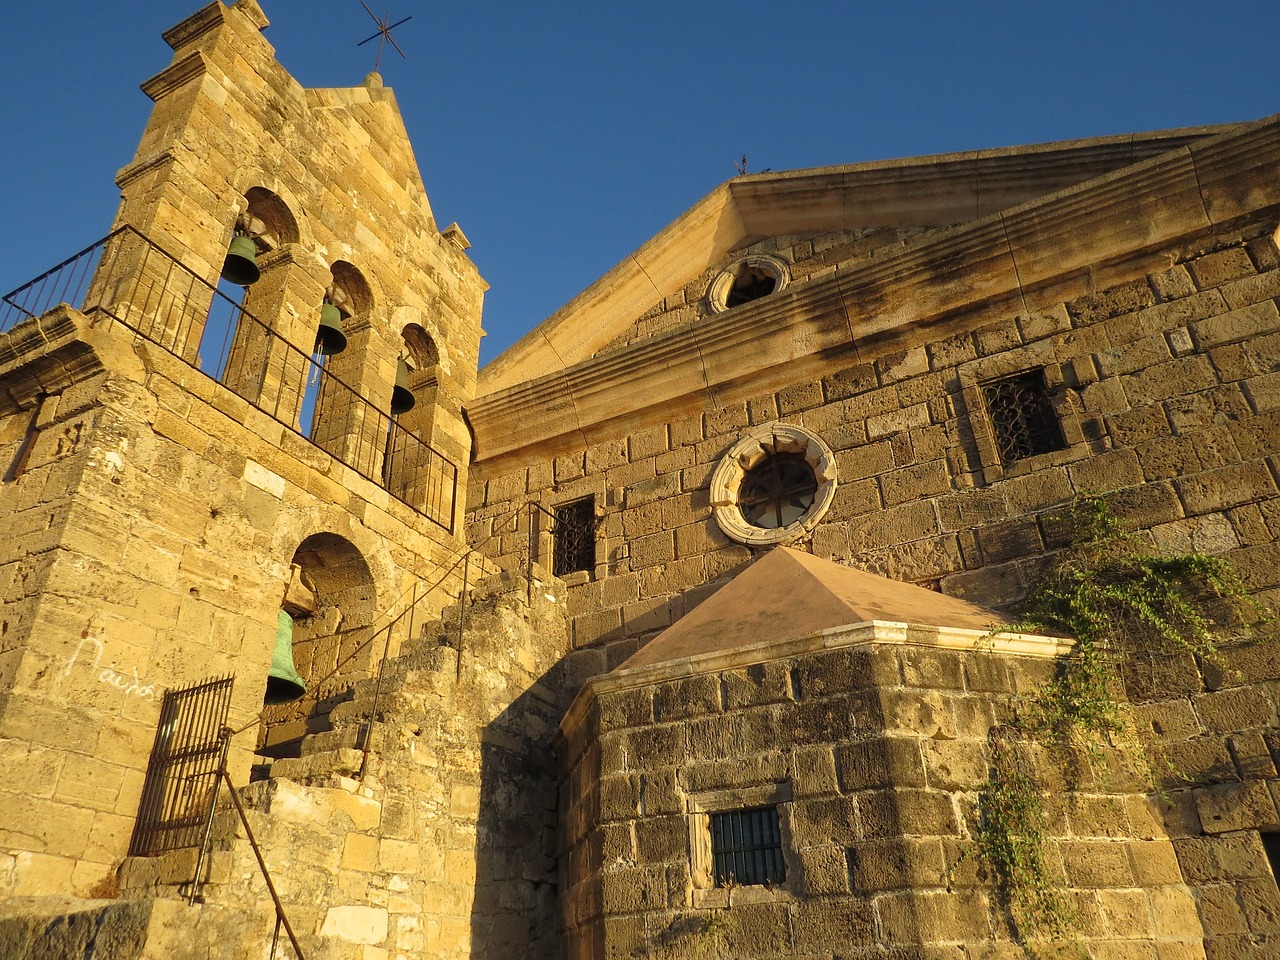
[0,306,107,413]
[161,3,225,52]
[470,116,1280,469]
[480,123,1244,395]
[140,52,209,103]
[557,620,1072,743]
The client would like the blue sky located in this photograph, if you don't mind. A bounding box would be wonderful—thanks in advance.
[1,2,1276,365]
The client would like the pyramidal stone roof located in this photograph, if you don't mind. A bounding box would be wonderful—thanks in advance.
[620,546,1003,670]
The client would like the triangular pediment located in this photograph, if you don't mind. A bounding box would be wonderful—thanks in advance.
[480,124,1239,394]
[619,547,1001,671]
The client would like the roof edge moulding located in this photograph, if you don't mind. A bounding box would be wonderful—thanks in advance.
[479,122,1245,396]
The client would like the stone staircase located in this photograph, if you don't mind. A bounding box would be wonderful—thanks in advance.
[105,562,573,959]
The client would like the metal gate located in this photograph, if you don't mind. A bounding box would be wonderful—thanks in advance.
[128,675,235,857]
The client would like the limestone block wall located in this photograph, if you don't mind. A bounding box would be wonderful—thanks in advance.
[469,216,1280,667]
[116,567,574,960]
[1116,634,1280,958]
[108,0,485,467]
[0,311,473,900]
[595,226,944,356]
[558,639,1202,958]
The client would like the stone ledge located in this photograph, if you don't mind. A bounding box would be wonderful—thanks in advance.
[558,619,1071,742]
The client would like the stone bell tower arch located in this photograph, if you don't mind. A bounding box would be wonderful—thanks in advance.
[0,0,486,899]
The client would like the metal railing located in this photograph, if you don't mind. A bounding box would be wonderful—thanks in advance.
[1,226,457,532]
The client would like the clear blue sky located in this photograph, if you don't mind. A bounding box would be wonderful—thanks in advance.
[1,2,1276,365]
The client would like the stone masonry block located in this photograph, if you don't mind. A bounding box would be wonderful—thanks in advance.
[1059,839,1135,888]
[720,662,791,711]
[835,739,927,792]
[628,425,669,462]
[792,745,840,798]
[633,815,685,865]
[1067,277,1157,324]
[622,724,688,770]
[1191,300,1280,351]
[796,843,852,895]
[1194,685,1277,734]
[1188,247,1257,289]
[654,676,722,724]
[823,363,877,402]
[1194,780,1278,834]
[919,739,986,792]
[598,775,641,822]
[1177,462,1276,516]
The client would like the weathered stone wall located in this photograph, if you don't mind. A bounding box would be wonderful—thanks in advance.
[470,216,1280,665]
[115,566,573,960]
[559,640,1203,958]
[597,226,944,355]
[0,311,473,899]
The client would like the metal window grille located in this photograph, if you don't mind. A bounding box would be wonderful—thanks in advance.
[129,675,235,857]
[981,370,1065,465]
[709,807,786,887]
[738,453,818,530]
[552,497,596,577]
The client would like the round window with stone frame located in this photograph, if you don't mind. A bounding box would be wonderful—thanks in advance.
[706,255,790,313]
[710,424,838,546]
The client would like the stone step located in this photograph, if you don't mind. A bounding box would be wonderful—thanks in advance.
[269,746,365,782]
[118,844,236,897]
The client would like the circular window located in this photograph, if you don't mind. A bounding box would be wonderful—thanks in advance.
[706,255,790,313]
[710,424,837,546]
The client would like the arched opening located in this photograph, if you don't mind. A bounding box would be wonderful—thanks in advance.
[259,532,378,758]
[306,262,375,451]
[211,187,302,401]
[383,325,455,524]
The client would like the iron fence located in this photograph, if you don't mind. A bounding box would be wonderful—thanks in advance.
[1,226,457,532]
[129,675,235,857]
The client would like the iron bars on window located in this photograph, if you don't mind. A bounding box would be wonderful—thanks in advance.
[981,369,1065,466]
[129,675,235,857]
[709,806,786,888]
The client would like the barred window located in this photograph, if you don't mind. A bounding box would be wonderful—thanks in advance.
[738,453,818,530]
[552,496,595,577]
[709,807,786,887]
[982,369,1064,465]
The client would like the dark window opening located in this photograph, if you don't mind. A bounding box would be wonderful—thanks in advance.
[982,369,1065,465]
[710,807,786,887]
[738,453,817,529]
[553,496,595,577]
[1262,832,1280,889]
[725,265,779,307]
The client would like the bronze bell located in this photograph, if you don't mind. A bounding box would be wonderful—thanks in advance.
[264,609,306,705]
[221,234,261,286]
[390,357,416,414]
[315,302,347,356]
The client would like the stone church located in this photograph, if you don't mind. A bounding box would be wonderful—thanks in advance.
[2,2,1280,958]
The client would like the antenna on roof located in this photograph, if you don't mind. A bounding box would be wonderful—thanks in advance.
[357,3,412,73]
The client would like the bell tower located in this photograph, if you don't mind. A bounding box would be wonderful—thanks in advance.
[0,0,486,897]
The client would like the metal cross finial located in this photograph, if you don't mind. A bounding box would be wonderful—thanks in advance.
[357,2,412,73]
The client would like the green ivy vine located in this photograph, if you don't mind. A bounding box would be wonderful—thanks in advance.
[973,494,1269,945]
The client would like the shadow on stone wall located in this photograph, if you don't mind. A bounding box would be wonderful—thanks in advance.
[468,655,579,960]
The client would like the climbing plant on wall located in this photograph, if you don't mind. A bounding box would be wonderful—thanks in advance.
[973,494,1269,944]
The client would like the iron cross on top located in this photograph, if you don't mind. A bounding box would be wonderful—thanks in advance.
[358,2,412,73]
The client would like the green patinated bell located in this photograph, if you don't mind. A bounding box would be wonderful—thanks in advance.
[221,234,261,286]
[390,357,416,414]
[264,609,306,704]
[315,301,347,356]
